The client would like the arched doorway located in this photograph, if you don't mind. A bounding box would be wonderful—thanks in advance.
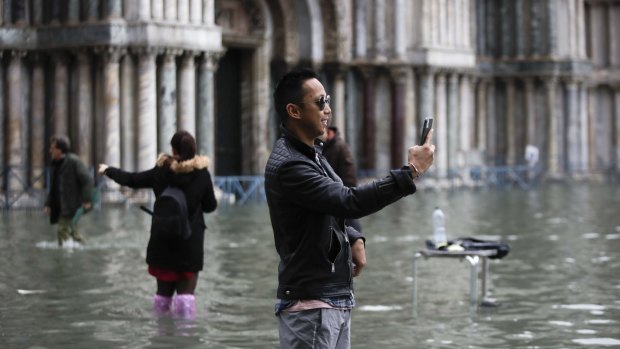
[215,48,249,175]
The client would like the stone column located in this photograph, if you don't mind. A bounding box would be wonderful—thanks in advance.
[75,52,94,167]
[354,0,367,58]
[333,70,347,140]
[6,51,27,190]
[587,85,596,171]
[418,68,435,124]
[359,67,376,171]
[546,0,558,57]
[390,66,408,168]
[565,80,581,174]
[138,0,151,20]
[524,78,536,148]
[85,0,100,21]
[178,0,189,22]
[101,48,122,169]
[158,50,179,152]
[136,49,158,170]
[394,0,406,60]
[105,0,122,18]
[505,78,516,165]
[515,0,526,58]
[614,86,620,173]
[404,68,416,148]
[476,0,486,55]
[576,0,586,58]
[447,74,459,172]
[178,52,197,135]
[197,52,220,162]
[152,0,164,20]
[435,73,447,177]
[52,53,69,138]
[202,0,214,25]
[609,2,619,66]
[475,78,487,150]
[374,0,386,60]
[165,0,177,20]
[421,0,432,46]
[459,75,473,153]
[567,0,576,57]
[11,0,26,24]
[0,52,4,171]
[486,80,496,163]
[31,0,43,24]
[579,83,589,172]
[500,0,513,58]
[67,0,80,23]
[120,54,136,171]
[531,0,543,57]
[190,0,202,24]
[545,78,561,178]
[324,64,347,140]
[438,0,446,45]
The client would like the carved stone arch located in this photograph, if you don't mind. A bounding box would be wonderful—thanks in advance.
[215,0,268,46]
[320,0,350,63]
[265,0,299,66]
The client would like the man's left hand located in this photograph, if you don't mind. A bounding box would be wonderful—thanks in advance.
[351,239,366,277]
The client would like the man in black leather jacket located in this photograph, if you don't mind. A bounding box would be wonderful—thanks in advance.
[265,69,435,349]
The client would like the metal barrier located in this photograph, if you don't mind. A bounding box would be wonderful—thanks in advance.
[213,176,266,206]
[0,165,548,210]
[0,166,48,210]
[451,165,542,190]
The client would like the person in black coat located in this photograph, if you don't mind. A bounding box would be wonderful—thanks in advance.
[265,69,435,348]
[44,135,93,246]
[98,130,217,318]
[322,126,363,233]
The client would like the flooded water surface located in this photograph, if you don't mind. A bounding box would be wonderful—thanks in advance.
[1,182,619,348]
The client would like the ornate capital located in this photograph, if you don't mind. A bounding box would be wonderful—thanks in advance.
[131,47,162,59]
[95,46,126,63]
[200,50,226,70]
[388,65,412,85]
[10,50,27,60]
[355,65,376,81]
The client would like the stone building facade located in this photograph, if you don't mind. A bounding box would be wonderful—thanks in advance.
[0,0,618,196]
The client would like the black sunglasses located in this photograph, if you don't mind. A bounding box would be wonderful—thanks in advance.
[299,95,331,111]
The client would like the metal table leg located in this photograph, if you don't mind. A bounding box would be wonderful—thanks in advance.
[465,255,479,305]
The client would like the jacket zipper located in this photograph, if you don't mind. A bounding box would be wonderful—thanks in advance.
[328,227,341,273]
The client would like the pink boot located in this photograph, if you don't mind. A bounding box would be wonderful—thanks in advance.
[173,294,196,319]
[153,294,173,316]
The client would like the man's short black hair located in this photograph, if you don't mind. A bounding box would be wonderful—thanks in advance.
[50,135,71,153]
[273,69,319,123]
[328,126,338,133]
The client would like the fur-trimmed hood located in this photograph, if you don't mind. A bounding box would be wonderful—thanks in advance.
[156,153,210,173]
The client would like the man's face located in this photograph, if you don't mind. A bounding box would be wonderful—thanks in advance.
[49,141,63,160]
[297,78,331,139]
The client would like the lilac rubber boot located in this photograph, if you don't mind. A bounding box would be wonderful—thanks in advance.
[173,294,196,319]
[153,294,173,316]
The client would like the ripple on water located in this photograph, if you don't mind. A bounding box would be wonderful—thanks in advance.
[572,338,620,346]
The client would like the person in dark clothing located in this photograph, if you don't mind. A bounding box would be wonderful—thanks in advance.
[265,69,435,349]
[44,136,93,246]
[322,126,358,188]
[98,130,217,319]
[322,126,363,233]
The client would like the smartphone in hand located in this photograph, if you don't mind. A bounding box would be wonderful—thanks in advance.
[419,118,433,145]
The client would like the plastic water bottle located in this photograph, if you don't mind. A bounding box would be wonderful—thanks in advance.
[432,207,447,246]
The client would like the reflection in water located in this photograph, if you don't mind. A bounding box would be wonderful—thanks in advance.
[1,182,619,348]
